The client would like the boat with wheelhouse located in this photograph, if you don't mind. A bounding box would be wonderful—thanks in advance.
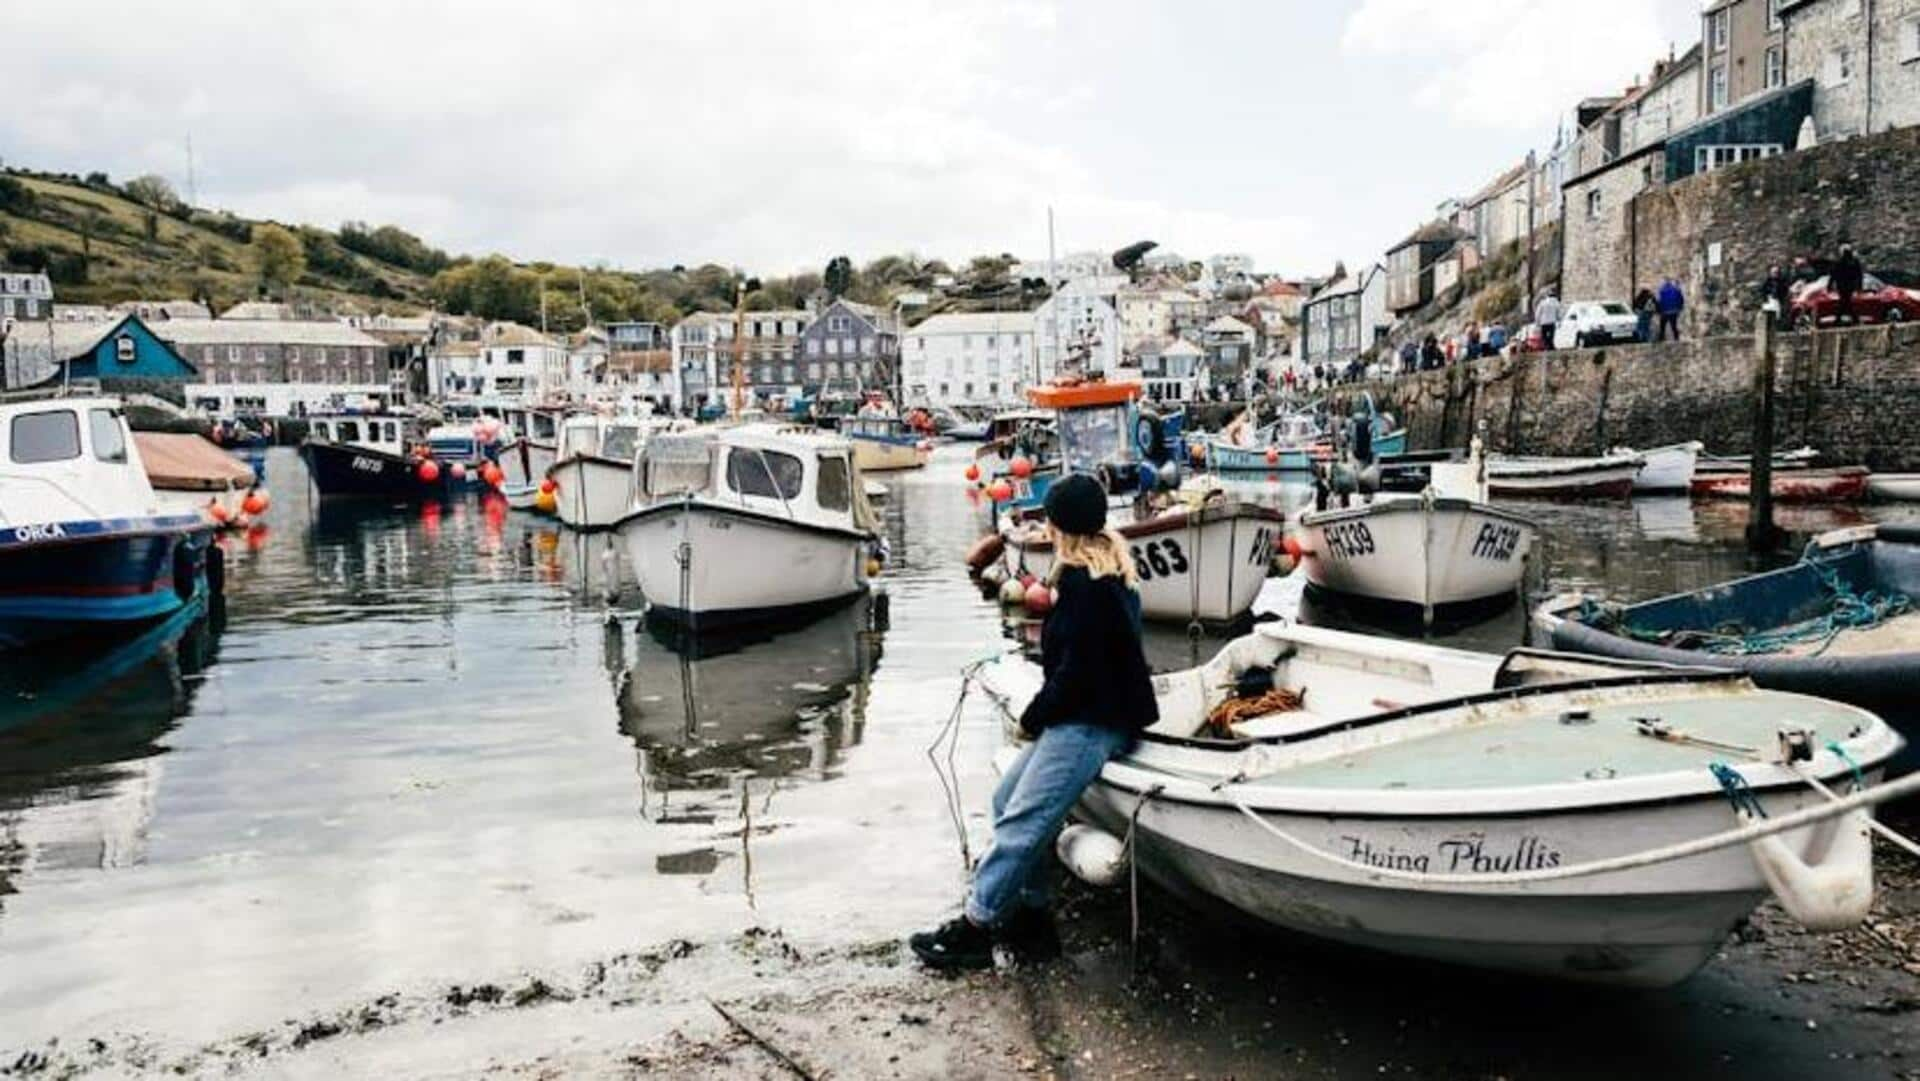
[841,412,931,472]
[549,410,692,530]
[614,425,884,628]
[0,395,218,650]
[298,412,462,499]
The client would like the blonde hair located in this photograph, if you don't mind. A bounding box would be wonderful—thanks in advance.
[1048,523,1139,587]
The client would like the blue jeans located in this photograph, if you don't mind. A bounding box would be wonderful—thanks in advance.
[964,722,1132,926]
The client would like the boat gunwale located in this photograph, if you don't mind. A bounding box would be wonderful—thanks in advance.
[611,495,877,544]
[1296,495,1537,530]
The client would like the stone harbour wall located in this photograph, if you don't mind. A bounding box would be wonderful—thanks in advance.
[1358,322,1920,470]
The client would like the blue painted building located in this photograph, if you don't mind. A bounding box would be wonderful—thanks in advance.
[8,314,199,390]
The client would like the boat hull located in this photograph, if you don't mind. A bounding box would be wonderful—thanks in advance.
[299,442,457,501]
[1628,443,1701,493]
[1297,498,1534,621]
[1076,777,1846,988]
[0,517,214,650]
[151,485,247,527]
[616,501,870,627]
[1209,430,1409,472]
[1867,473,1920,501]
[1691,466,1869,503]
[550,455,633,530]
[1002,502,1282,623]
[1487,459,1639,500]
[851,437,929,472]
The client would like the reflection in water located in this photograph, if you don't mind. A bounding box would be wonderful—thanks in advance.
[0,600,220,915]
[615,594,887,808]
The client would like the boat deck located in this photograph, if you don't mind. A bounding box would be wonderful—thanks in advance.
[1252,692,1867,791]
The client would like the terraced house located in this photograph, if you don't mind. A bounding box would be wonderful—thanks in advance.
[794,299,897,395]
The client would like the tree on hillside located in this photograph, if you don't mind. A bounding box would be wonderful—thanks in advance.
[966,254,1016,286]
[125,174,181,214]
[430,255,541,325]
[824,255,854,298]
[251,223,307,292]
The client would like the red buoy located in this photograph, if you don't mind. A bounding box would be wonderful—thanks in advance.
[1010,456,1034,479]
[417,459,442,484]
[1283,534,1306,560]
[1023,581,1054,614]
[539,477,558,495]
[241,491,269,517]
[208,501,231,524]
[987,480,1014,503]
[1265,447,1280,465]
[964,463,981,483]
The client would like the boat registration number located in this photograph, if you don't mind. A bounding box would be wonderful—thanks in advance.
[1470,522,1522,562]
[351,456,386,474]
[1130,538,1189,581]
[1321,521,1375,560]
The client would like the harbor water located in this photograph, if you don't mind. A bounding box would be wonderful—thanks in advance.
[3,444,1918,1077]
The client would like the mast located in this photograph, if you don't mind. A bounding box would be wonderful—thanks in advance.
[731,280,746,418]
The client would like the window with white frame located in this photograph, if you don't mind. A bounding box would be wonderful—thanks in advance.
[1765,45,1784,89]
[1903,16,1920,63]
[1769,0,1783,30]
[1710,9,1729,52]
[1825,46,1854,85]
[1694,144,1783,172]
[1586,188,1603,220]
[1710,64,1729,109]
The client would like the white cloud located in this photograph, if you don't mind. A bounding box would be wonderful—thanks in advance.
[1343,0,1694,133]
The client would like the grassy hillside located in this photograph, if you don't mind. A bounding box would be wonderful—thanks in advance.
[0,171,434,313]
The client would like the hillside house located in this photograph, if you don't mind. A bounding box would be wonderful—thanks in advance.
[0,270,53,321]
[900,310,1035,408]
[795,299,897,395]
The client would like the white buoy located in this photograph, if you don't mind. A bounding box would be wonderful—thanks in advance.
[1056,823,1128,887]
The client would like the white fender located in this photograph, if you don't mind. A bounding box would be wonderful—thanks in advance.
[1056,823,1127,887]
[1745,809,1875,933]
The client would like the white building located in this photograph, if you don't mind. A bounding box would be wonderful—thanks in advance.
[1,270,53,320]
[1208,253,1255,279]
[1034,279,1122,381]
[427,321,566,399]
[900,310,1036,408]
[1012,250,1113,287]
[1116,283,1204,354]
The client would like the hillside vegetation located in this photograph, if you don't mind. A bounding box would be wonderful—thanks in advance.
[0,168,1049,331]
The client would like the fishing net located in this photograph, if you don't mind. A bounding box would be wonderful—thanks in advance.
[1589,560,1912,658]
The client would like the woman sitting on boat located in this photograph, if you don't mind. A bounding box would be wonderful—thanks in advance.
[910,474,1158,971]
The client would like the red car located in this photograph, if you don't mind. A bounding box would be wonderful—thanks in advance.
[1790,274,1920,328]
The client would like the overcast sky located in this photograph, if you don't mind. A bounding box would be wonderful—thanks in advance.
[7,0,1697,279]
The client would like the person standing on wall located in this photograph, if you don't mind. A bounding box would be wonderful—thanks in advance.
[1533,291,1561,351]
[908,475,1156,971]
[1760,265,1792,328]
[1632,284,1656,343]
[1656,277,1685,341]
[1833,244,1865,327]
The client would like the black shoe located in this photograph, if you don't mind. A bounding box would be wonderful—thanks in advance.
[909,916,994,972]
[997,906,1062,963]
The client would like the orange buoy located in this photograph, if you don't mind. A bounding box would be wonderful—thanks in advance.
[1010,456,1034,479]
[987,480,1014,503]
[964,463,981,483]
[1283,534,1306,560]
[241,490,269,517]
[964,532,1005,572]
[539,477,558,495]
[417,459,441,484]
[1265,447,1279,465]
[208,501,231,524]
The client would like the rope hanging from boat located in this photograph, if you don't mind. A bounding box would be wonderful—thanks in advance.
[1585,557,1911,657]
[1213,766,1920,889]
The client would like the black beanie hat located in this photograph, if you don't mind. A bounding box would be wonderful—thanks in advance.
[1043,473,1107,536]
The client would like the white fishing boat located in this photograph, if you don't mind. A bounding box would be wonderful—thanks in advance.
[976,623,1906,987]
[550,412,689,530]
[1294,456,1536,625]
[1865,473,1920,502]
[1616,441,1703,493]
[1000,493,1283,624]
[613,425,882,628]
[841,413,931,472]
[1486,451,1644,500]
[496,406,564,510]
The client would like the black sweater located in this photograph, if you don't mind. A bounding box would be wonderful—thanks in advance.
[1017,566,1160,736]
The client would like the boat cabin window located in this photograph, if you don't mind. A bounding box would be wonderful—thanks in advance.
[89,408,128,463]
[601,425,640,463]
[726,448,804,501]
[532,413,557,441]
[337,420,362,443]
[560,424,597,459]
[640,435,714,498]
[817,455,851,511]
[10,410,81,464]
[1058,404,1134,471]
[311,420,331,441]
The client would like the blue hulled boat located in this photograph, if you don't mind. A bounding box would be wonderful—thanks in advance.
[1534,523,1920,737]
[0,396,217,650]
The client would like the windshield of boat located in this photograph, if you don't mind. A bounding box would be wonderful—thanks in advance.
[727,447,805,501]
[601,425,640,463]
[1059,404,1134,471]
[816,455,851,511]
[9,409,81,464]
[532,413,558,441]
[640,433,714,498]
[560,422,598,458]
